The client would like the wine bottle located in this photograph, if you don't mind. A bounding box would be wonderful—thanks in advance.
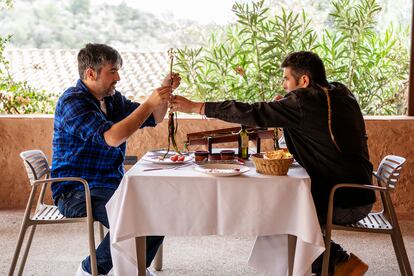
[238,125,249,159]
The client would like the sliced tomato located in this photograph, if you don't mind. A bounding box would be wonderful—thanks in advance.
[177,155,185,162]
[170,155,178,162]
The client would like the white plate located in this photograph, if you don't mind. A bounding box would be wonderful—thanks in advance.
[146,149,190,157]
[194,163,250,177]
[142,155,193,165]
[291,160,300,167]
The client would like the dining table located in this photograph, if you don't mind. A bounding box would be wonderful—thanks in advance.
[106,151,325,276]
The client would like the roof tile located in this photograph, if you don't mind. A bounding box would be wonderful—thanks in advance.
[4,49,169,101]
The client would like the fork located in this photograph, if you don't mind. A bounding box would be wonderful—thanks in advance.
[143,163,193,172]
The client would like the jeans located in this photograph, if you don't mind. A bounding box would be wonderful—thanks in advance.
[57,188,164,275]
[312,204,373,274]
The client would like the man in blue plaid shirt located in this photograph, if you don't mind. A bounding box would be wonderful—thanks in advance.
[51,43,180,276]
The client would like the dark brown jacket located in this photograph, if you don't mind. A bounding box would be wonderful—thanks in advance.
[205,82,376,217]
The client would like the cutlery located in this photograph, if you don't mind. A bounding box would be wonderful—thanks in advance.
[142,163,193,172]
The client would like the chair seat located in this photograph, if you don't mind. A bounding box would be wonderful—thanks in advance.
[32,204,65,220]
[350,212,392,230]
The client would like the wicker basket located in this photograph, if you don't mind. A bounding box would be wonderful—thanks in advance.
[251,154,293,175]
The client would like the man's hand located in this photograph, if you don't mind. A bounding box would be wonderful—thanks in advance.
[144,86,172,109]
[170,95,204,114]
[161,72,181,91]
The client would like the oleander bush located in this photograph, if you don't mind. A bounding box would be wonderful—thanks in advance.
[0,0,409,115]
[175,0,409,115]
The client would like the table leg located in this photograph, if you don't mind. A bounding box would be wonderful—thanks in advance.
[154,243,163,271]
[135,236,146,276]
[288,234,297,276]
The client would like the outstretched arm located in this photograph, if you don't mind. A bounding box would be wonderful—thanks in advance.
[104,86,172,147]
[171,93,301,128]
[170,95,205,115]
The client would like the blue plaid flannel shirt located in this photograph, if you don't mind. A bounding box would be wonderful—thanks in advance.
[51,80,156,201]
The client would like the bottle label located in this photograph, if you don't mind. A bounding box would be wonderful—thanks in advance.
[241,135,249,148]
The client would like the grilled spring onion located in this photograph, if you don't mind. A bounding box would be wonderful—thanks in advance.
[163,48,181,159]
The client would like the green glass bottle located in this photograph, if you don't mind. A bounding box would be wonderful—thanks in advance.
[238,125,249,159]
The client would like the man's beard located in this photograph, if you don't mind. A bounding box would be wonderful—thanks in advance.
[105,83,117,96]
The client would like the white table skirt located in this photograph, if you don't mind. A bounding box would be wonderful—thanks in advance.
[106,155,325,276]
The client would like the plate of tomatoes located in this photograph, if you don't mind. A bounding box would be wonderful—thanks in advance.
[142,153,192,164]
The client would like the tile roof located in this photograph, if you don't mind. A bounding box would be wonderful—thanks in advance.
[4,49,168,101]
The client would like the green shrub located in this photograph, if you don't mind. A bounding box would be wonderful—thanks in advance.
[176,0,317,102]
[0,0,57,114]
[318,0,409,115]
[175,0,409,115]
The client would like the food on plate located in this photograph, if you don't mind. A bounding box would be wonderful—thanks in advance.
[195,164,249,176]
[264,149,292,160]
[169,154,185,162]
[207,168,240,173]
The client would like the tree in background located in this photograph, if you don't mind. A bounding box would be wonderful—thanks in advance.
[0,0,57,114]
[0,0,220,50]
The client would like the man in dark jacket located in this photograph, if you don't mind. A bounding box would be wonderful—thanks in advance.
[170,51,375,275]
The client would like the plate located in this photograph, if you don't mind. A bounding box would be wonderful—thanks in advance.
[142,155,193,165]
[291,160,300,167]
[146,149,190,157]
[194,163,250,177]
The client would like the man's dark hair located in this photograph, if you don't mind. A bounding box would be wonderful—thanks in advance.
[281,51,329,87]
[77,43,123,80]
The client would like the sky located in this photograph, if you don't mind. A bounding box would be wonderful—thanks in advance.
[116,0,247,24]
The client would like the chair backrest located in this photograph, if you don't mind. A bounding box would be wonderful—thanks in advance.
[20,150,50,184]
[374,155,406,189]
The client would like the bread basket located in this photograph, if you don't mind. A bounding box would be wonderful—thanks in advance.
[251,153,293,175]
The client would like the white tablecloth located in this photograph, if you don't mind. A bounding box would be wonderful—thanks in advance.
[106,154,325,276]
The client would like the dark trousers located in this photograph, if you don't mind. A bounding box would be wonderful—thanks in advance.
[312,204,373,274]
[57,188,164,275]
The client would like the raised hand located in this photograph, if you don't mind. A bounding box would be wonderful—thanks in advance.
[162,73,181,91]
[145,86,172,109]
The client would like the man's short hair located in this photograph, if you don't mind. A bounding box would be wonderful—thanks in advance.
[281,51,329,87]
[77,43,123,80]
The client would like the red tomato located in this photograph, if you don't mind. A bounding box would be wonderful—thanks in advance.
[170,155,178,162]
[177,155,185,162]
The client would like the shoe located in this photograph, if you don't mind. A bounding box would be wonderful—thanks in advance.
[333,253,368,276]
[146,269,156,276]
[76,263,91,276]
[75,262,108,276]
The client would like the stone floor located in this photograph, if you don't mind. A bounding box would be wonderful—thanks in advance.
[1,210,413,276]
